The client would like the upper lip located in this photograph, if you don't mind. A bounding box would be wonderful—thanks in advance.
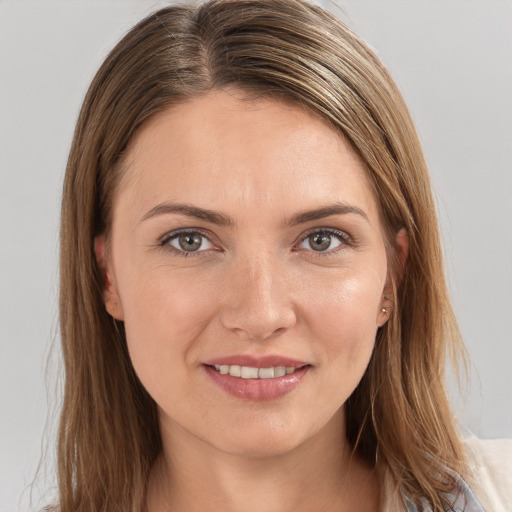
[203,355,309,368]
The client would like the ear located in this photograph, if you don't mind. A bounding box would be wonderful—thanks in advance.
[94,234,124,320]
[377,228,409,327]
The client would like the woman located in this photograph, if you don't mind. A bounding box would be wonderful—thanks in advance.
[54,0,510,511]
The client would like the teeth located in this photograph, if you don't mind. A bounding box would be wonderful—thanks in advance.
[229,365,242,377]
[275,366,286,377]
[258,367,274,379]
[241,366,259,379]
[212,364,300,379]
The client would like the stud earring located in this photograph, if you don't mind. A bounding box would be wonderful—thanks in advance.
[381,308,387,313]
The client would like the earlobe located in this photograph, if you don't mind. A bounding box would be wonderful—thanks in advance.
[94,235,124,320]
[377,297,392,327]
[377,228,409,327]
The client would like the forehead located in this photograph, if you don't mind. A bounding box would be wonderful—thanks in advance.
[115,89,379,226]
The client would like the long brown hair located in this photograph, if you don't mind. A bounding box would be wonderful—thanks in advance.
[58,0,467,510]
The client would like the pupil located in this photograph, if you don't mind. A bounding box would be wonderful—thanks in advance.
[179,233,202,251]
[310,233,331,251]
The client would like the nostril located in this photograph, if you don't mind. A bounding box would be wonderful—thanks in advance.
[231,326,284,342]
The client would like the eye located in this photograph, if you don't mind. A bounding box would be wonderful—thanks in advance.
[161,230,215,256]
[297,229,350,254]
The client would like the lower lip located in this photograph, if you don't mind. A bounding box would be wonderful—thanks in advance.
[203,365,310,401]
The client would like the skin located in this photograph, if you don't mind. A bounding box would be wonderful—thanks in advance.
[96,88,407,512]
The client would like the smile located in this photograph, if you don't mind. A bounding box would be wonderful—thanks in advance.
[204,361,310,401]
[212,364,299,379]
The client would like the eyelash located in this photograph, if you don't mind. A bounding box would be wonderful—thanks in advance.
[159,228,355,259]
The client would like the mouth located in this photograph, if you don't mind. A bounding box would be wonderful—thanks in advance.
[202,357,311,400]
[208,364,306,379]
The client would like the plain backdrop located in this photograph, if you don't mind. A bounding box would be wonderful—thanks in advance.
[0,1,511,510]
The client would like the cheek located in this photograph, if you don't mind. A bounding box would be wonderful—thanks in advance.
[301,268,384,366]
[119,267,217,392]
[122,264,217,334]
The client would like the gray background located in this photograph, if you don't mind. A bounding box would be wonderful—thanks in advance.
[1,1,510,510]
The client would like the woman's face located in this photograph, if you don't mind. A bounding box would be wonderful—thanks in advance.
[98,89,395,458]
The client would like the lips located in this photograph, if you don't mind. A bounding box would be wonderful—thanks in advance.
[202,355,311,401]
[204,355,308,368]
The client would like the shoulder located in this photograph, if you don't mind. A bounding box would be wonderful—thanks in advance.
[462,436,512,512]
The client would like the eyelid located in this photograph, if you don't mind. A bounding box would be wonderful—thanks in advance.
[159,228,218,257]
[295,227,353,254]
[158,226,354,258]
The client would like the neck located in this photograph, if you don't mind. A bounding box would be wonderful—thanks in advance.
[146,409,380,512]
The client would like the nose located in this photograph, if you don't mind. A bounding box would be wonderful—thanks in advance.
[219,253,297,341]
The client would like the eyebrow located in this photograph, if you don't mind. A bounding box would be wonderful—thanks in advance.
[285,203,368,226]
[140,202,368,227]
[141,203,235,226]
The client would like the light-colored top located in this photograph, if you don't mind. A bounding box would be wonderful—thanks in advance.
[381,437,512,511]
[463,437,512,512]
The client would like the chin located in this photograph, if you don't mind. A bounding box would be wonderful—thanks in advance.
[207,413,318,459]
[219,434,305,459]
